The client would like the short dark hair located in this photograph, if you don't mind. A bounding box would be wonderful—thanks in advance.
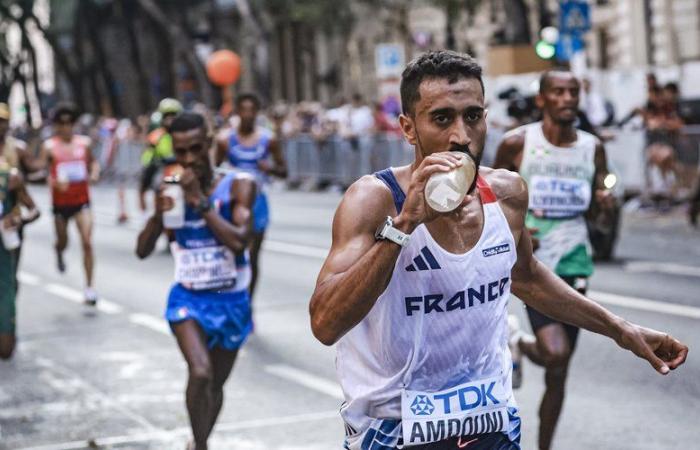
[235,93,261,110]
[538,68,577,94]
[400,50,484,115]
[169,112,205,134]
[664,82,679,94]
[52,102,79,123]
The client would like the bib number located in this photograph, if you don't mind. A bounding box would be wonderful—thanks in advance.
[57,161,88,182]
[172,243,237,291]
[401,377,509,447]
[529,175,591,218]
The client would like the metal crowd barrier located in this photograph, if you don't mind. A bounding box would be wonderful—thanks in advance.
[285,132,414,188]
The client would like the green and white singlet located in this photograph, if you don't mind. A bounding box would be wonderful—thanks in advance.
[517,122,596,277]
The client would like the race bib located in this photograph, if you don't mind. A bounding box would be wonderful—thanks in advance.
[56,161,88,182]
[401,376,509,447]
[529,175,591,217]
[172,243,237,291]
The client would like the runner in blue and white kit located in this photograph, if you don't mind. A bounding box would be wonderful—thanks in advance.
[216,93,287,304]
[309,51,688,449]
[137,112,257,450]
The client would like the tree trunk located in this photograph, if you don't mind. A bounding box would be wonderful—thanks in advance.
[136,0,213,106]
[120,0,151,114]
[82,0,122,116]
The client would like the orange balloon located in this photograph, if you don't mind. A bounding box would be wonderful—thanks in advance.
[206,50,241,86]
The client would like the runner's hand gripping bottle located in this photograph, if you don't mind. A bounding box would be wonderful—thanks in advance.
[424,152,477,212]
[162,175,185,229]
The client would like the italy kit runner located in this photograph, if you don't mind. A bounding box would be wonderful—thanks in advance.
[215,93,287,302]
[136,112,257,450]
[309,51,687,450]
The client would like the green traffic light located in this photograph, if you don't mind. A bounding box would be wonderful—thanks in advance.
[535,40,556,59]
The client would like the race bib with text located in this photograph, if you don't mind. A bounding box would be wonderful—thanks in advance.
[528,175,591,218]
[172,243,237,291]
[56,161,88,182]
[401,376,509,447]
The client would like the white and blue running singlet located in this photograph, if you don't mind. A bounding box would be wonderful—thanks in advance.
[337,168,521,449]
[165,172,253,350]
[227,128,273,233]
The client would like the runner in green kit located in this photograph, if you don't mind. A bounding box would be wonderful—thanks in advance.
[0,162,40,359]
[494,69,615,450]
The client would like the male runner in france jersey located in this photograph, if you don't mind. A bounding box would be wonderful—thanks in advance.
[309,51,687,450]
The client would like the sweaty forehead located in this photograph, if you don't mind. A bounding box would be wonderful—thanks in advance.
[543,72,580,91]
[415,77,484,114]
[172,128,204,147]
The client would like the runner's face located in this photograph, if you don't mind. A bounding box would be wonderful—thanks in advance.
[238,100,258,132]
[172,128,210,179]
[400,77,486,163]
[54,115,75,139]
[538,73,580,124]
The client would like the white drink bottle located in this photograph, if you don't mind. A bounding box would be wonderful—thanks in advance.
[0,219,20,250]
[424,152,477,212]
[162,176,185,229]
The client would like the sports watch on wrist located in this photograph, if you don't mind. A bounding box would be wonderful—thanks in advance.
[375,216,411,247]
[193,195,213,215]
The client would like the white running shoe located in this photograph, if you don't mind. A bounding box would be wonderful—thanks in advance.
[84,287,98,307]
[508,314,524,389]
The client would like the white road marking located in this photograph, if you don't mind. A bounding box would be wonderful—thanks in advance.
[129,313,170,335]
[43,283,124,314]
[265,364,344,400]
[624,261,700,278]
[14,410,339,450]
[34,357,160,433]
[263,239,329,259]
[590,290,700,320]
[17,271,40,285]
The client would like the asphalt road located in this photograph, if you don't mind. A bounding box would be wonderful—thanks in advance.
[1,183,698,450]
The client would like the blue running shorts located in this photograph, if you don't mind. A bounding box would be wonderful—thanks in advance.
[252,192,269,233]
[165,284,252,351]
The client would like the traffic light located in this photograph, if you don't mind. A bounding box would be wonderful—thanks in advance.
[535,40,556,59]
[535,26,558,60]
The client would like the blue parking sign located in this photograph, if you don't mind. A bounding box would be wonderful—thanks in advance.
[556,33,585,61]
[559,0,591,34]
[375,44,405,79]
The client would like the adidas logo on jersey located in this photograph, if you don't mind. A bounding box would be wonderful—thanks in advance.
[406,246,441,271]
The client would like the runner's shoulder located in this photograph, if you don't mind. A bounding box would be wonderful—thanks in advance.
[500,126,527,149]
[73,134,92,148]
[480,166,528,207]
[337,172,398,227]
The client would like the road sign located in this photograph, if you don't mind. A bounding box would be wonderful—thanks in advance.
[559,0,591,34]
[375,44,405,79]
[556,33,585,62]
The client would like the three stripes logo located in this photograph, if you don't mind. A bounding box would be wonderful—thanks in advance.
[406,246,441,271]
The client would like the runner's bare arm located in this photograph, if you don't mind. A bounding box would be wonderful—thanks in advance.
[214,132,228,166]
[262,138,288,178]
[87,138,100,182]
[199,175,257,254]
[505,179,688,374]
[310,153,464,345]
[309,176,408,346]
[135,193,165,259]
[493,130,525,171]
[592,140,615,210]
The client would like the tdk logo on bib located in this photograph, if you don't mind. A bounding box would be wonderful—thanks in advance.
[410,395,435,416]
[482,243,510,257]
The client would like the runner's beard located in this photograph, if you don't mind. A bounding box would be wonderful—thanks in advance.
[415,128,481,194]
